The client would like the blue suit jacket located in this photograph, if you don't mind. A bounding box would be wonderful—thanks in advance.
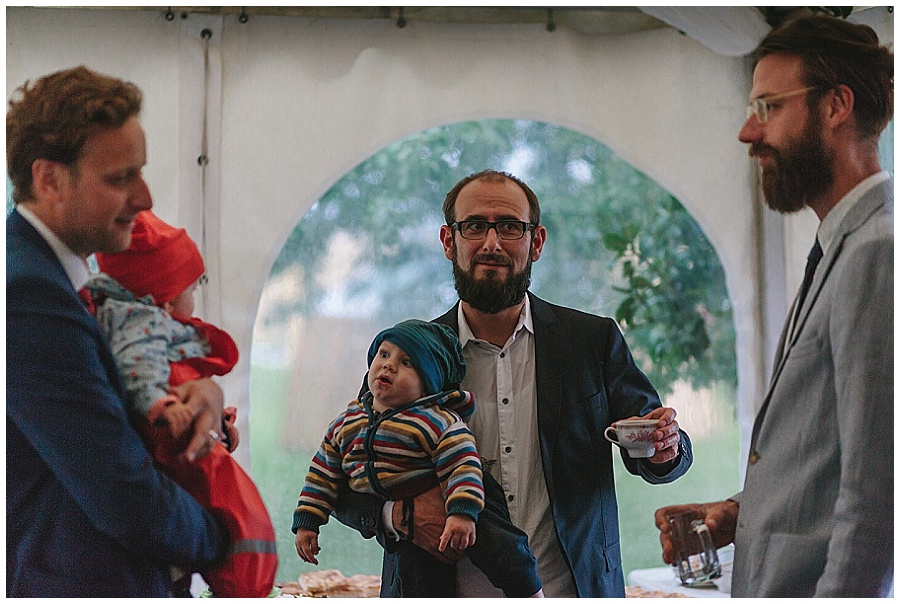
[336,293,692,597]
[6,210,228,597]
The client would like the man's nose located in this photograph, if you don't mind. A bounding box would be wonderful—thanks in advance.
[480,225,504,250]
[132,176,153,210]
[738,114,762,144]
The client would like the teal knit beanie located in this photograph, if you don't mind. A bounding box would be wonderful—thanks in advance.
[367,319,466,395]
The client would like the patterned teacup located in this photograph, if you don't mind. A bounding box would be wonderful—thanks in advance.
[603,418,658,458]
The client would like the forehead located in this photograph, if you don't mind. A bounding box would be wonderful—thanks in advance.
[751,53,805,98]
[455,178,529,220]
[78,116,147,170]
[378,339,407,355]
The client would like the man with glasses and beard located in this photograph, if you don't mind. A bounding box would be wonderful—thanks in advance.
[655,14,893,597]
[335,169,693,597]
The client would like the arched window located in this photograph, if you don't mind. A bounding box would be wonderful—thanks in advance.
[251,119,741,582]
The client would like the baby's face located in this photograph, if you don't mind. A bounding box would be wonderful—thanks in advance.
[368,340,426,412]
[164,280,197,319]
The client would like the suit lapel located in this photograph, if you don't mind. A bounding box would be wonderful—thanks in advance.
[528,293,563,470]
[754,181,891,442]
[434,304,459,332]
[788,183,888,352]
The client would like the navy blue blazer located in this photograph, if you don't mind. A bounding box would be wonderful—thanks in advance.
[336,293,692,597]
[6,210,228,597]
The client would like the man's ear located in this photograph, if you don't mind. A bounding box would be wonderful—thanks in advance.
[823,84,855,129]
[30,159,68,202]
[440,224,454,261]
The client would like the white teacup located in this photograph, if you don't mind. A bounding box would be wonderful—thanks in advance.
[603,419,658,458]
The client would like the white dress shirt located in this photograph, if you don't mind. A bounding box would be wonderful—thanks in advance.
[454,297,577,597]
[788,171,891,339]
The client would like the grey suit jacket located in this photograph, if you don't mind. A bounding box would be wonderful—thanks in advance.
[731,179,894,597]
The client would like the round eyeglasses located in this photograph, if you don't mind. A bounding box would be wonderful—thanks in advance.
[451,220,536,240]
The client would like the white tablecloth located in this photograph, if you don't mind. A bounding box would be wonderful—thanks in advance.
[627,567,724,598]
[627,545,733,598]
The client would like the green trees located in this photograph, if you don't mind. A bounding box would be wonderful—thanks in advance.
[266,119,736,395]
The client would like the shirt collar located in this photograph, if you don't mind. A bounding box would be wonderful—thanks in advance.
[457,294,534,347]
[817,171,890,256]
[16,204,91,291]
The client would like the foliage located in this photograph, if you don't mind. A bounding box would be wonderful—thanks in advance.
[603,194,736,391]
[265,119,736,394]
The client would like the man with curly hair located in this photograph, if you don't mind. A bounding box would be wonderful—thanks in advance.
[7,66,231,597]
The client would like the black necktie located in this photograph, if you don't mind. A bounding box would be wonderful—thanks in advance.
[796,239,823,315]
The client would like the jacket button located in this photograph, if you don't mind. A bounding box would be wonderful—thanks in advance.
[748,450,760,465]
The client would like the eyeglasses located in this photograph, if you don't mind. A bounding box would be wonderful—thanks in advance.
[451,220,535,240]
[746,86,818,123]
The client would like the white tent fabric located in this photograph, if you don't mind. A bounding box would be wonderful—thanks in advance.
[639,6,771,56]
[6,6,893,474]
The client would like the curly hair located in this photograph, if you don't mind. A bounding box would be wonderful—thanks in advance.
[7,65,143,204]
[442,170,541,226]
[754,15,893,141]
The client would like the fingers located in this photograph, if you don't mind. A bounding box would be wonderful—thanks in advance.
[650,411,680,462]
[439,528,476,552]
[650,428,680,463]
[223,421,240,452]
[185,430,212,462]
[184,409,219,461]
[295,532,321,565]
[170,378,224,417]
[222,406,240,451]
[654,504,700,565]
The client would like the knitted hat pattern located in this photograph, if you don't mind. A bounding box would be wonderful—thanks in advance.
[367,319,466,396]
[95,210,205,305]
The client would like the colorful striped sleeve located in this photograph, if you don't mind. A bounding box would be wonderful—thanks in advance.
[293,404,363,532]
[432,416,484,521]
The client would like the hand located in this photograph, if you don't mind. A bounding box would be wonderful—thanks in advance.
[222,406,240,452]
[635,407,681,464]
[160,400,194,440]
[654,500,738,565]
[295,528,321,565]
[438,514,476,552]
[169,378,224,461]
[392,485,465,564]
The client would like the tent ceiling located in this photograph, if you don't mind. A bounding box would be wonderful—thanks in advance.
[79,6,852,35]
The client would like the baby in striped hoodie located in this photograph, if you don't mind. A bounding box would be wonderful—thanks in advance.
[293,319,542,597]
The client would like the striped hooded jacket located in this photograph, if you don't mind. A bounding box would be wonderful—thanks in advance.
[294,389,484,532]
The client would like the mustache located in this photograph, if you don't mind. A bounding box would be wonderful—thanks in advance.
[472,253,512,267]
[749,143,777,158]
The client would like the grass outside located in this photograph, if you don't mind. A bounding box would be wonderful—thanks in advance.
[250,365,740,585]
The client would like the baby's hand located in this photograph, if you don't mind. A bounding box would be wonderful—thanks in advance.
[438,513,476,552]
[295,528,321,565]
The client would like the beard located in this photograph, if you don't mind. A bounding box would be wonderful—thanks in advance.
[752,112,834,214]
[452,247,532,314]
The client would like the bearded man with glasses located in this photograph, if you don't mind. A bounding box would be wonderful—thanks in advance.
[655,14,893,597]
[335,169,693,597]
